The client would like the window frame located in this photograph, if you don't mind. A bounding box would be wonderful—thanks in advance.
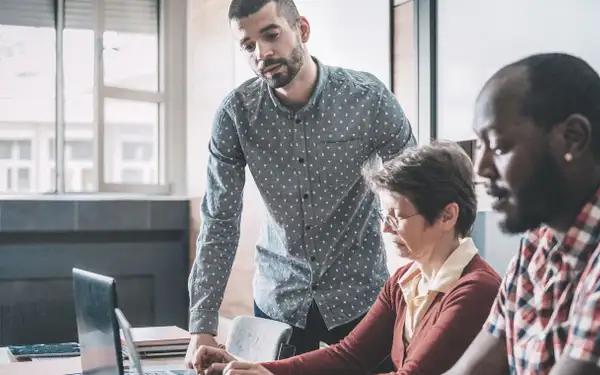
[0,139,35,192]
[391,0,437,145]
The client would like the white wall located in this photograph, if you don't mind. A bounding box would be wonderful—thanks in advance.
[233,0,391,87]
[436,0,600,142]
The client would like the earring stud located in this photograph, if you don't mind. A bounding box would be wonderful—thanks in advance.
[564,153,573,162]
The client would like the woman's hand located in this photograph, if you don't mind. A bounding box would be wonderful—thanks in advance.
[192,345,235,373]
[206,361,275,375]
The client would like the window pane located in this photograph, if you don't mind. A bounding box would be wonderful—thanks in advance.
[102,1,159,91]
[48,139,55,160]
[49,167,55,190]
[0,140,11,159]
[104,98,159,184]
[16,140,31,160]
[81,167,94,191]
[69,140,93,160]
[122,141,153,161]
[64,167,74,191]
[120,168,144,184]
[437,0,600,141]
[393,2,417,134]
[0,23,55,193]
[17,167,30,191]
[5,168,12,190]
[64,1,94,192]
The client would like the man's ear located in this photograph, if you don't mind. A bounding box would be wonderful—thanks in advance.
[560,114,592,160]
[297,16,310,43]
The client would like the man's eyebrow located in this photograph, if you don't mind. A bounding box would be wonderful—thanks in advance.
[240,24,281,44]
[259,24,280,33]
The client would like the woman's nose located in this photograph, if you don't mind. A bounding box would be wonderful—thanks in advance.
[382,221,394,234]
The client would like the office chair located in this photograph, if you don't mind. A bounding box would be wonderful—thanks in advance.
[225,316,294,362]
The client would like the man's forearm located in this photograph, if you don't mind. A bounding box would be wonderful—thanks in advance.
[188,214,241,334]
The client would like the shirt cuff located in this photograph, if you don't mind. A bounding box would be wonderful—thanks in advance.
[261,360,292,375]
[189,309,219,335]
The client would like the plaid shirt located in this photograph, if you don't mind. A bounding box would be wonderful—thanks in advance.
[484,187,600,374]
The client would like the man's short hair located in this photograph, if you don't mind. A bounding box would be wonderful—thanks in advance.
[228,0,300,27]
[363,141,477,237]
[498,53,600,159]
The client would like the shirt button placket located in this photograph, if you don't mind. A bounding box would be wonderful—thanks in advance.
[295,115,318,274]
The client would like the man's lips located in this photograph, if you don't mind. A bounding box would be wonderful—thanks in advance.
[486,184,509,200]
[262,63,282,74]
[486,184,510,210]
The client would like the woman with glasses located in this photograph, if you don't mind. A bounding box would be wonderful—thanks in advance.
[195,141,501,375]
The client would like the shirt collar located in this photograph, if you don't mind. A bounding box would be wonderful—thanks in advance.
[546,185,600,264]
[267,56,329,115]
[398,237,479,294]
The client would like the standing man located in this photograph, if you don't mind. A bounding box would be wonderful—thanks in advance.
[444,53,600,375]
[185,0,415,366]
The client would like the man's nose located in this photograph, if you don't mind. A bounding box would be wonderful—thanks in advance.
[474,148,498,181]
[256,42,273,61]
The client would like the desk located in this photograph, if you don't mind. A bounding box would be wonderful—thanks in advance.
[0,317,231,375]
[0,318,232,374]
[0,347,189,375]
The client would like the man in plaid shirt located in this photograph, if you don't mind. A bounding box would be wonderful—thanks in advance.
[443,53,600,375]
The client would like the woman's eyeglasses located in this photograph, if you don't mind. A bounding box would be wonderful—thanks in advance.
[376,209,418,230]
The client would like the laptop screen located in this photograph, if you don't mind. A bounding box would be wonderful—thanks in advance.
[72,268,124,375]
[115,308,144,375]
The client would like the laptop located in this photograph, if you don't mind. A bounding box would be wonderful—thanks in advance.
[115,308,191,375]
[72,268,191,375]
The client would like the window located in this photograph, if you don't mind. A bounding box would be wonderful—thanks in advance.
[0,0,185,194]
[0,140,33,161]
[0,140,33,192]
[393,1,417,134]
[122,141,153,162]
[48,138,94,191]
[69,140,93,160]
[64,0,164,192]
[121,168,144,184]
[0,2,56,193]
[437,0,600,142]
[49,139,93,161]
[104,98,159,185]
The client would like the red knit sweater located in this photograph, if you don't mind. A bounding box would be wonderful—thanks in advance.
[262,255,501,375]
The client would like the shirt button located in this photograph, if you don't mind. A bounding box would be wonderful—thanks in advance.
[311,283,318,291]
[303,193,309,200]
[295,118,301,124]
[298,157,305,164]
[305,225,312,230]
[310,255,316,262]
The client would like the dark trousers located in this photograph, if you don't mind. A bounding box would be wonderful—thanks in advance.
[254,300,395,372]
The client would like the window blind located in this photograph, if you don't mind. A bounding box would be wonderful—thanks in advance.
[0,0,158,34]
[0,0,55,28]
[66,0,158,34]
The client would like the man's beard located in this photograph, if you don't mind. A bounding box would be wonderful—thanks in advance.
[259,43,304,88]
[500,149,570,234]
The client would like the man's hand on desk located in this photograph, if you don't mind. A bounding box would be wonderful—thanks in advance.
[184,333,220,369]
[206,361,275,375]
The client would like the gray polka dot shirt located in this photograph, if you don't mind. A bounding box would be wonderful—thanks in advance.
[189,58,416,334]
